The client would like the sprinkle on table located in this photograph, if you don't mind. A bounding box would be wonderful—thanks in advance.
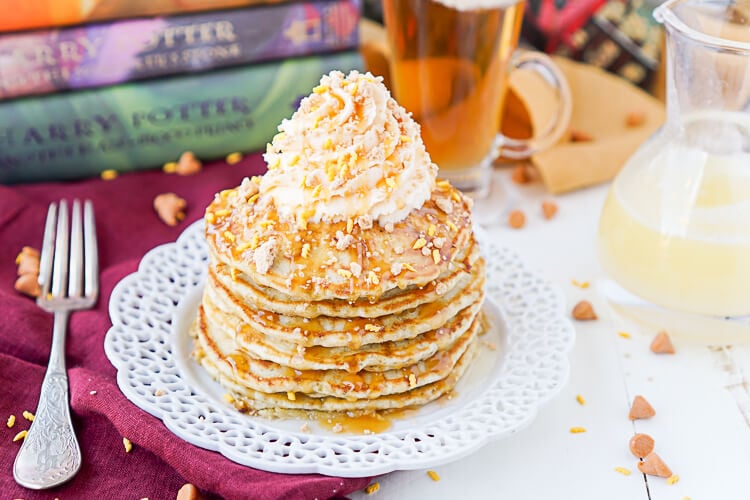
[22,410,34,422]
[618,331,631,339]
[90,390,97,395]
[576,394,586,405]
[365,482,380,495]
[123,437,133,453]
[226,152,243,165]
[667,474,680,485]
[100,169,118,180]
[569,426,586,434]
[571,279,590,289]
[614,467,631,476]
[6,414,15,428]
[13,430,27,442]
[427,470,440,481]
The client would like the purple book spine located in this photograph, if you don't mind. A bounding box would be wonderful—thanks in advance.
[0,0,360,100]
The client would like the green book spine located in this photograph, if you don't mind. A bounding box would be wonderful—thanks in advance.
[0,51,362,184]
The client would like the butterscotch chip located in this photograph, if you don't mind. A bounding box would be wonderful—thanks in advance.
[650,330,675,354]
[629,433,655,458]
[154,193,187,227]
[629,395,655,420]
[541,200,558,220]
[638,452,672,478]
[14,273,41,298]
[100,169,118,180]
[511,164,530,184]
[625,110,646,127]
[176,151,202,176]
[572,300,597,320]
[177,483,203,500]
[570,129,593,142]
[16,246,40,276]
[508,210,525,229]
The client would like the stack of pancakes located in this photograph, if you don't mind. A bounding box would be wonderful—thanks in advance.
[192,179,485,419]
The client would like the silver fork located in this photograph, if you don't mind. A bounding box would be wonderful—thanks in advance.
[13,199,99,490]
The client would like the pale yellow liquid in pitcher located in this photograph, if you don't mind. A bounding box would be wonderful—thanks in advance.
[599,113,750,317]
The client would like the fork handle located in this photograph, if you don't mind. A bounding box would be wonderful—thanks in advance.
[13,311,82,489]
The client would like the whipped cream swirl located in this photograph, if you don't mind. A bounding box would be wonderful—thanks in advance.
[259,70,437,227]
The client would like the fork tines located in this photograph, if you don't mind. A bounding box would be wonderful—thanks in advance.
[37,200,99,309]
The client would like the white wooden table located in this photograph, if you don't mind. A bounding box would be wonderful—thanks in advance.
[352,169,750,500]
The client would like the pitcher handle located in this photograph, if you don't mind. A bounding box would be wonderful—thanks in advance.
[494,51,573,159]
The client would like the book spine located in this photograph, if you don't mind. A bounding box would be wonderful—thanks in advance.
[0,0,361,100]
[0,51,362,184]
[0,0,297,33]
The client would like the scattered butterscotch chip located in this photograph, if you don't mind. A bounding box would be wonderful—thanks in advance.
[511,164,531,184]
[576,394,586,405]
[226,152,243,165]
[177,483,203,500]
[7,415,15,428]
[541,200,558,220]
[569,426,586,433]
[16,246,40,276]
[162,161,178,174]
[667,474,680,485]
[570,128,593,142]
[614,466,631,476]
[123,437,133,453]
[154,389,166,397]
[176,151,202,175]
[508,210,525,229]
[629,433,655,458]
[625,110,646,128]
[629,395,656,420]
[650,330,675,354]
[638,452,672,478]
[427,470,440,481]
[13,430,27,442]
[618,331,631,339]
[14,273,41,298]
[572,300,597,320]
[154,193,187,227]
[571,279,590,289]
[22,411,34,422]
[100,169,118,180]
[365,483,380,495]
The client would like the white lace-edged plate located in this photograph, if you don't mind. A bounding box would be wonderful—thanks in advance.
[104,220,574,477]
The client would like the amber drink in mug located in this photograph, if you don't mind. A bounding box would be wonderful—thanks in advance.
[383,0,572,198]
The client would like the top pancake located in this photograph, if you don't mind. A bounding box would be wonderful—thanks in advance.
[204,178,475,303]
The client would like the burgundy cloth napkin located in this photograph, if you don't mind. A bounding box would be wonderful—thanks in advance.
[0,155,372,500]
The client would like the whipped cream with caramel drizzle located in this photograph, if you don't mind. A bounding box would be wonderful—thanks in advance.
[259,70,437,228]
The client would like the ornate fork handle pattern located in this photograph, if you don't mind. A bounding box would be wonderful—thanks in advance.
[14,370,81,488]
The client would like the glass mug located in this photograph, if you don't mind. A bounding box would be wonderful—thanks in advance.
[382,0,572,198]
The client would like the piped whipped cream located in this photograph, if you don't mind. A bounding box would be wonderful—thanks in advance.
[259,70,437,227]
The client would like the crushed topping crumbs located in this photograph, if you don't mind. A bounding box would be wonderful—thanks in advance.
[301,243,311,259]
[287,391,296,401]
[446,220,458,232]
[364,324,383,332]
[435,282,448,296]
[368,271,380,285]
[428,224,436,237]
[223,231,235,243]
[337,269,353,279]
[391,262,403,276]
[433,237,446,249]
[346,218,354,234]
[432,249,441,265]
[349,262,362,278]
[413,238,427,250]
[335,231,355,251]
[254,237,279,274]
[408,373,417,388]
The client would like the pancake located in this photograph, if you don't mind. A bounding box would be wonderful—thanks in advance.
[190,70,488,425]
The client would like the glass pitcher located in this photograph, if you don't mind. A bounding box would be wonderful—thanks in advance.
[598,0,750,318]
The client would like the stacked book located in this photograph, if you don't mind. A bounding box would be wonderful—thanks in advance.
[0,0,363,183]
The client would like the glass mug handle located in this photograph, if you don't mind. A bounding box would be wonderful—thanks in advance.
[493,51,573,159]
